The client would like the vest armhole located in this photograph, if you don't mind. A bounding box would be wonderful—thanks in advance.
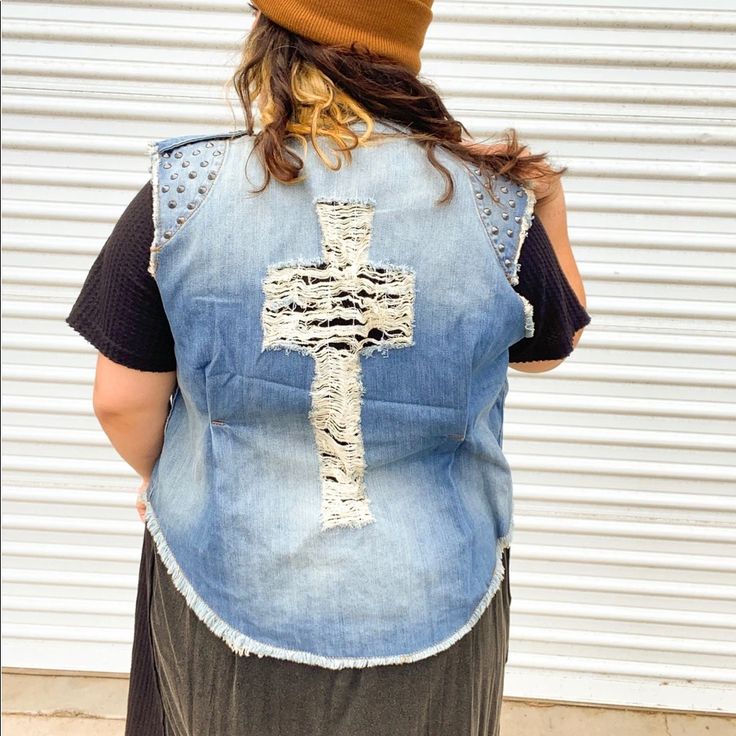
[514,186,537,287]
[147,140,162,279]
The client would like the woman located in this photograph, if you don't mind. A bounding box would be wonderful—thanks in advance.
[66,1,591,734]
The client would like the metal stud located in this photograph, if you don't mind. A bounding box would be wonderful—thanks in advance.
[192,149,200,156]
[491,225,499,234]
[514,216,521,223]
[176,216,186,224]
[475,192,483,200]
[177,185,185,193]
[163,230,173,239]
[168,200,177,208]
[502,212,509,220]
[188,171,197,179]
[504,258,512,266]
[500,186,508,193]
[506,229,513,237]
[483,207,491,215]
[163,162,172,169]
[174,151,183,159]
[170,173,178,180]
[213,150,222,156]
[206,141,214,148]
[161,185,170,193]
[497,243,505,252]
[200,160,209,167]
[187,202,196,210]
[474,168,481,175]
[162,152,170,158]
[516,190,523,197]
[208,171,217,180]
[198,185,208,194]
[182,160,190,168]
[508,200,516,208]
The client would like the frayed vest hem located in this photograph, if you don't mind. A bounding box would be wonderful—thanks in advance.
[143,491,513,671]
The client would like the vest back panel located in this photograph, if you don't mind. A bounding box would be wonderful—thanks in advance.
[143,122,536,669]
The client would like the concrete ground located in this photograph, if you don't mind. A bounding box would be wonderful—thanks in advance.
[2,671,734,735]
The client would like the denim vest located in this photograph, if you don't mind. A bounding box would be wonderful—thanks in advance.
[142,120,536,669]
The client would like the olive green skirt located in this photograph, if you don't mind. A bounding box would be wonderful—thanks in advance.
[125,527,511,736]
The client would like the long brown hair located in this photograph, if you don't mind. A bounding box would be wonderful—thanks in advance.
[226,10,565,207]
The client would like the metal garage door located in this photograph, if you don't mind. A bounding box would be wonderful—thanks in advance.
[2,0,734,712]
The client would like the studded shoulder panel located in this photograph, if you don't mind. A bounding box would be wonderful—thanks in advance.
[146,129,248,278]
[466,167,537,287]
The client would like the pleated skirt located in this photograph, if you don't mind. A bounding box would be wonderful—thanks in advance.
[124,526,512,736]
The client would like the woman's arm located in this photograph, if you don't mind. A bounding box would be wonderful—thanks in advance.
[92,354,177,482]
[65,179,179,500]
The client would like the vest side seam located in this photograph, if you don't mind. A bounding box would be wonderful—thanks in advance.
[142,493,513,670]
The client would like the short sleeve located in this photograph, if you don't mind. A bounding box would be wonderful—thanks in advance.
[65,180,177,372]
[508,216,592,363]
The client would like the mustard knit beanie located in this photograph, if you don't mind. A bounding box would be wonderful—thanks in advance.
[253,0,434,75]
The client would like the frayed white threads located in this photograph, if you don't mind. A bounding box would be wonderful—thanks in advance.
[144,491,513,669]
[518,293,535,338]
[509,183,537,286]
[261,199,415,531]
[147,140,162,279]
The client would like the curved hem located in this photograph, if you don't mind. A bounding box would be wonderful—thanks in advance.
[143,492,513,670]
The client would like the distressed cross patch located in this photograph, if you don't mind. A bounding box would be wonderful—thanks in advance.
[261,199,416,531]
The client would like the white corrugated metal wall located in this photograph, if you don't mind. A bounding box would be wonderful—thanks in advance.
[2,0,734,713]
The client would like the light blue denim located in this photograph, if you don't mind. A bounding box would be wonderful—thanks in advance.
[142,119,536,669]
